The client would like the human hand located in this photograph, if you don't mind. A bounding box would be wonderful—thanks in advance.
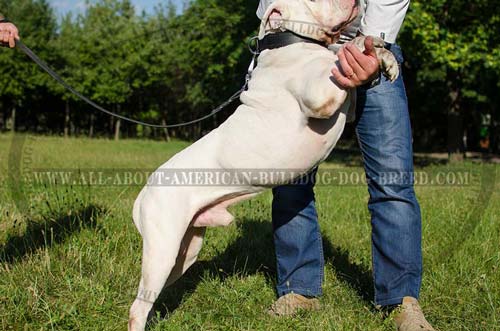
[0,22,20,48]
[331,36,380,88]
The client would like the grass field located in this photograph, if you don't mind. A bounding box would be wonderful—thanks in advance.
[0,134,499,331]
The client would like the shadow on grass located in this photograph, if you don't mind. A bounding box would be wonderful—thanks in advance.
[151,218,276,322]
[322,240,374,305]
[325,148,364,166]
[0,205,103,263]
[413,155,448,167]
[149,219,375,327]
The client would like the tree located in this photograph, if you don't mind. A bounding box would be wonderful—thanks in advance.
[0,0,57,132]
[399,0,500,159]
[133,2,178,140]
[76,0,143,140]
[152,0,258,139]
[50,13,83,137]
[1,0,498,149]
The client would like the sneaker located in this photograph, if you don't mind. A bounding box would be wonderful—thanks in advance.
[393,297,436,331]
[267,293,320,316]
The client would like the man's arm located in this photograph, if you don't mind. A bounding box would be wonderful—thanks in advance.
[0,14,20,48]
[359,0,410,44]
[256,0,272,20]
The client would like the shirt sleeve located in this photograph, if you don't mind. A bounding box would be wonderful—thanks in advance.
[359,0,410,43]
[256,0,273,20]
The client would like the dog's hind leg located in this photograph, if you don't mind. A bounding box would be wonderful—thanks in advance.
[163,194,261,285]
[128,196,189,331]
[165,226,206,286]
[164,195,261,287]
[129,237,182,331]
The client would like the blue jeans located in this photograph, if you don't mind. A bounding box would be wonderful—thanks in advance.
[272,44,423,306]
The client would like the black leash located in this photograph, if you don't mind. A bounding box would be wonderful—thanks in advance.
[9,39,246,129]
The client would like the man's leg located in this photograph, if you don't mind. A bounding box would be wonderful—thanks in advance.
[355,44,423,307]
[269,170,323,315]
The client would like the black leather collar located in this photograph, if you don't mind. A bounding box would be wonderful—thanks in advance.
[257,31,327,53]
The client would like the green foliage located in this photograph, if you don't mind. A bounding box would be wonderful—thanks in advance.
[139,0,257,131]
[400,0,500,105]
[398,0,500,152]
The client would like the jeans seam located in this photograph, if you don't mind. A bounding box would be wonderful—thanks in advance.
[317,222,324,289]
[274,235,284,291]
[371,233,377,304]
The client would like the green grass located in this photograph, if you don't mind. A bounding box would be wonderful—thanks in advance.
[0,134,498,331]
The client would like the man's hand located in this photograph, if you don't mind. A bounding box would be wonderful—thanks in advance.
[331,36,379,89]
[0,22,20,48]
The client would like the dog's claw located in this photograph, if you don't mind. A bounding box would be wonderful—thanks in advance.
[384,61,399,82]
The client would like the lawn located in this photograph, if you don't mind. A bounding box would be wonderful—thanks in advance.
[0,134,498,331]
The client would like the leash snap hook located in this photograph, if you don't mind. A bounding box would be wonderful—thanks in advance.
[247,36,260,56]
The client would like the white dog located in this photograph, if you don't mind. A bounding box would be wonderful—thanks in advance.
[128,0,398,329]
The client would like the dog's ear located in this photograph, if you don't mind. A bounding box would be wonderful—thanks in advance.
[258,3,286,39]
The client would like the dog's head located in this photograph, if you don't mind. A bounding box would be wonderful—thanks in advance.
[258,0,359,44]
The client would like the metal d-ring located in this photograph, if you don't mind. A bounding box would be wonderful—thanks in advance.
[247,36,260,56]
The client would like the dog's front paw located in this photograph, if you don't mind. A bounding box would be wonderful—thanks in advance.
[378,49,399,82]
[350,36,400,82]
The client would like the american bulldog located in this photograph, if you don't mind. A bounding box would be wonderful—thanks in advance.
[128,0,398,329]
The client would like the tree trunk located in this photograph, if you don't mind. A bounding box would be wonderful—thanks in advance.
[447,88,465,162]
[89,114,95,138]
[109,111,114,138]
[0,110,5,131]
[64,100,70,138]
[10,107,16,133]
[114,105,121,141]
[161,119,171,142]
[114,118,121,141]
[448,112,464,162]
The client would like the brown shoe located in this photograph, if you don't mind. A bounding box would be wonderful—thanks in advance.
[267,293,320,316]
[393,297,436,331]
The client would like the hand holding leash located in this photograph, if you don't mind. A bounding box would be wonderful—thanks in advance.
[0,18,20,48]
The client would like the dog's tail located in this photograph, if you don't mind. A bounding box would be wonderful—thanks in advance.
[132,188,145,236]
